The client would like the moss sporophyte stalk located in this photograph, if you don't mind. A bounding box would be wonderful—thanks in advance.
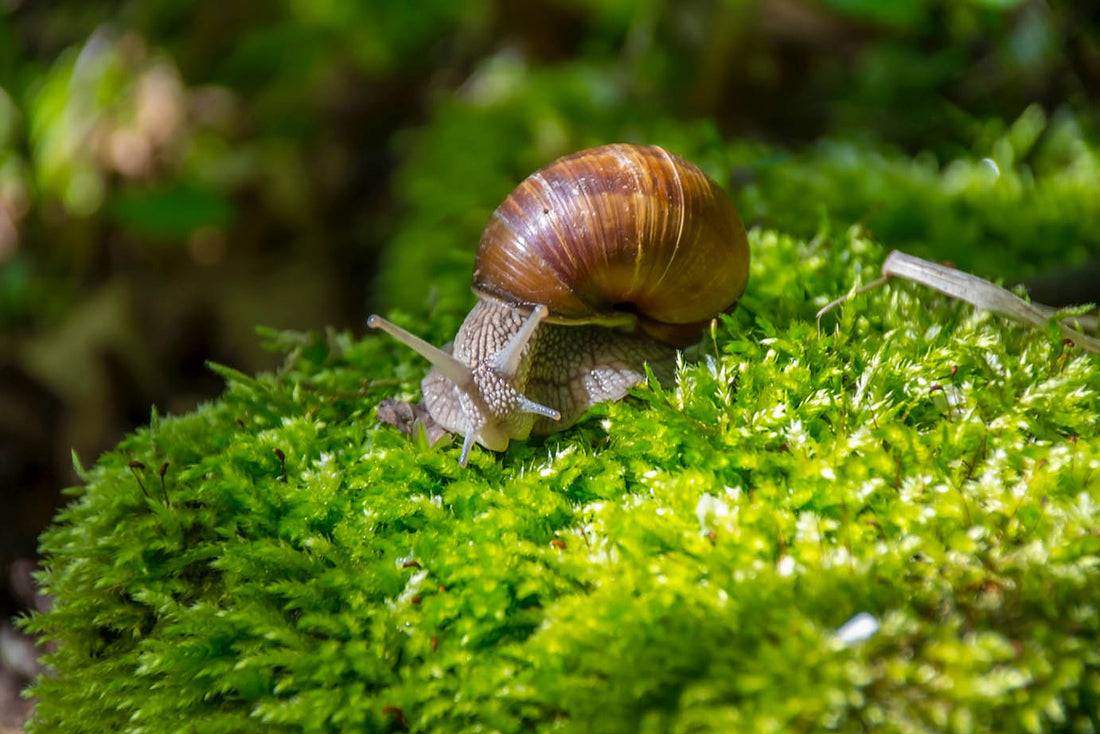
[22,224,1100,733]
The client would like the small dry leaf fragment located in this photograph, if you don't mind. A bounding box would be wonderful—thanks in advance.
[818,250,1100,354]
[376,398,450,446]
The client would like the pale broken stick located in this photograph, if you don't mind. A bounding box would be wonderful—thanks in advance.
[817,250,1100,355]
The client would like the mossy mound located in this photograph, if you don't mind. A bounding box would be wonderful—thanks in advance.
[24,227,1100,733]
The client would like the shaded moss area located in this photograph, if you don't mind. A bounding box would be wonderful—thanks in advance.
[25,228,1100,733]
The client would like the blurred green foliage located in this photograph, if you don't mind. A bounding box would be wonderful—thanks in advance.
[739,105,1100,276]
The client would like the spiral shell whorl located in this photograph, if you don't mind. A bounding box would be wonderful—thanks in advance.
[472,144,749,347]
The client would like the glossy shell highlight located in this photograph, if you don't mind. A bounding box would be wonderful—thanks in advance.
[472,144,749,347]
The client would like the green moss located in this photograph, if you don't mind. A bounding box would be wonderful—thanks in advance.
[738,106,1100,279]
[23,224,1100,733]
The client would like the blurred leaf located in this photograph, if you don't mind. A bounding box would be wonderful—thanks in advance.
[820,0,929,27]
[0,85,18,147]
[108,184,233,239]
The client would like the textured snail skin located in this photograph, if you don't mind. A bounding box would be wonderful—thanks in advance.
[370,143,748,465]
[420,297,677,450]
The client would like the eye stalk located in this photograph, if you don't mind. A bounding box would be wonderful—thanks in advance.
[366,314,472,389]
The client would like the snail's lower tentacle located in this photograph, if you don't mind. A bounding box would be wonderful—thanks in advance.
[459,427,478,467]
[515,394,560,421]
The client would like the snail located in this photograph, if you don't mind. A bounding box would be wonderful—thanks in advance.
[369,143,749,466]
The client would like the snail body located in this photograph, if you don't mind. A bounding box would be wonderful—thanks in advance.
[369,144,749,465]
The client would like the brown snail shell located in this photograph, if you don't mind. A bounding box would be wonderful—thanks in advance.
[473,144,749,347]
